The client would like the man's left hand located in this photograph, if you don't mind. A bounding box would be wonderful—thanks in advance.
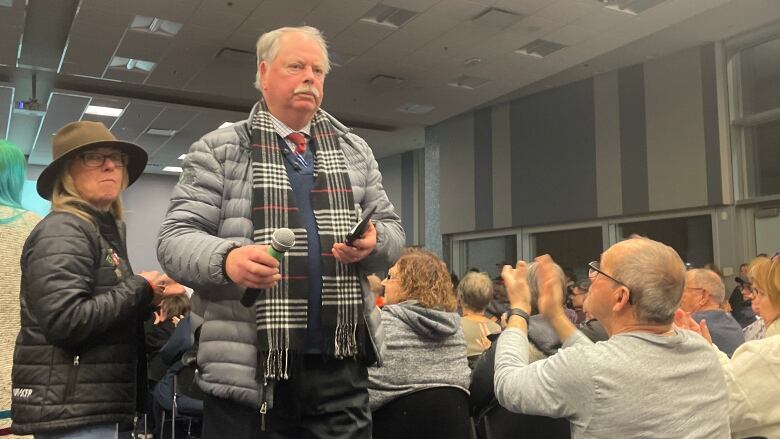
[333,220,377,264]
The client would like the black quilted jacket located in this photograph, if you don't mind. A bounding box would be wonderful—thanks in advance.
[11,208,153,435]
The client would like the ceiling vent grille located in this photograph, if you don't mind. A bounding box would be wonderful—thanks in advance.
[471,7,525,29]
[360,4,416,29]
[370,74,405,87]
[595,0,668,15]
[447,75,491,90]
[396,103,435,114]
[515,39,567,58]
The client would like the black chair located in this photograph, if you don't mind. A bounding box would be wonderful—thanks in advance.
[477,404,570,439]
[372,387,474,439]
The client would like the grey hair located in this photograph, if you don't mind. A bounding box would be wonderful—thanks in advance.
[526,261,566,315]
[457,272,494,312]
[611,237,686,325]
[254,26,331,92]
[691,268,726,304]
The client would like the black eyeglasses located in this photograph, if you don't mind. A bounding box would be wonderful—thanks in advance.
[79,151,128,168]
[587,261,632,303]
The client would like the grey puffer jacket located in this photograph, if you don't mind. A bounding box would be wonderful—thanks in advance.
[157,103,405,409]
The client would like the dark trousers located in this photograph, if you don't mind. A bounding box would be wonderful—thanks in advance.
[201,355,371,439]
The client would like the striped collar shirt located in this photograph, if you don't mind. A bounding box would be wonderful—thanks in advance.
[268,113,311,154]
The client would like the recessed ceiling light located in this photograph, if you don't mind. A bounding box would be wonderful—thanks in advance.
[109,56,156,72]
[178,154,187,160]
[163,166,183,173]
[130,15,182,36]
[85,105,124,117]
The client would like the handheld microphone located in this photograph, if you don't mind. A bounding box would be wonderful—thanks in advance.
[240,228,296,307]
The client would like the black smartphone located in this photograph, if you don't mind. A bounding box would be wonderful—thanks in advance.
[345,206,377,245]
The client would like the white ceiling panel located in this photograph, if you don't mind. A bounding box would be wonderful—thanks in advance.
[494,0,552,15]
[545,24,600,46]
[0,27,21,67]
[60,35,118,78]
[0,84,14,140]
[188,6,247,30]
[536,0,602,25]
[381,0,442,13]
[112,102,165,142]
[70,6,131,39]
[104,68,150,84]
[147,43,220,89]
[176,23,235,45]
[28,92,90,165]
[198,0,262,17]
[115,0,199,24]
[571,6,634,32]
[184,49,256,97]
[426,0,488,21]
[304,0,379,38]
[115,31,175,63]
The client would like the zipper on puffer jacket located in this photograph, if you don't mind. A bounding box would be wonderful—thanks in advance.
[64,355,80,400]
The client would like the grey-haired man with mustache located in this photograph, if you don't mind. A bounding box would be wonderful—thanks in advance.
[158,26,404,438]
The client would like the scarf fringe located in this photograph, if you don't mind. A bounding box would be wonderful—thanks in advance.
[334,323,358,359]
[264,349,290,380]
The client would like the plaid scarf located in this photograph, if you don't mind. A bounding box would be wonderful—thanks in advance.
[250,99,362,380]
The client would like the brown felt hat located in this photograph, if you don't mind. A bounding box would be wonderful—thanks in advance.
[36,121,147,200]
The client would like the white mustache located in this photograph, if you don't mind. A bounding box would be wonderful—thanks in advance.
[294,85,320,98]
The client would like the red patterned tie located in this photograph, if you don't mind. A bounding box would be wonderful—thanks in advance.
[286,132,307,154]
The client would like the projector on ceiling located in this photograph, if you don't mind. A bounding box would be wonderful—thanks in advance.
[14,98,47,116]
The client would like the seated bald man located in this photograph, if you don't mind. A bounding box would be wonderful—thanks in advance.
[494,237,730,439]
[681,268,745,357]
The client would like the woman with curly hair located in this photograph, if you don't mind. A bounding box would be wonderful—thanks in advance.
[367,248,471,411]
[678,255,780,438]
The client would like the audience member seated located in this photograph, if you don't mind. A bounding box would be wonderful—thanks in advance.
[152,312,203,438]
[567,280,589,324]
[731,264,758,328]
[575,285,609,343]
[680,268,745,356]
[485,282,510,328]
[494,237,730,438]
[458,272,502,366]
[368,248,471,412]
[678,255,780,438]
[470,261,572,438]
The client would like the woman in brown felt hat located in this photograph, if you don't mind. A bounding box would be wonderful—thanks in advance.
[10,121,168,438]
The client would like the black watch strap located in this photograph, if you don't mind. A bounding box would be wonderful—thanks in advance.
[508,308,530,325]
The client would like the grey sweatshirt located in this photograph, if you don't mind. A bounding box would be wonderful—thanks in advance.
[368,300,471,411]
[495,328,731,439]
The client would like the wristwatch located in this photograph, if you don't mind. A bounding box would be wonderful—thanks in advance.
[507,308,530,325]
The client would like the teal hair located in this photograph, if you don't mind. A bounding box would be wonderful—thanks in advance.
[0,140,27,224]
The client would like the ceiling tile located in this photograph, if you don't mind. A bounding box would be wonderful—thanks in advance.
[60,36,118,78]
[188,6,247,30]
[115,31,175,63]
[536,0,602,24]
[112,102,165,142]
[198,0,262,16]
[29,93,90,164]
[146,43,220,89]
[494,0,551,15]
[571,6,634,32]
[544,24,599,46]
[426,0,488,21]
[381,0,443,13]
